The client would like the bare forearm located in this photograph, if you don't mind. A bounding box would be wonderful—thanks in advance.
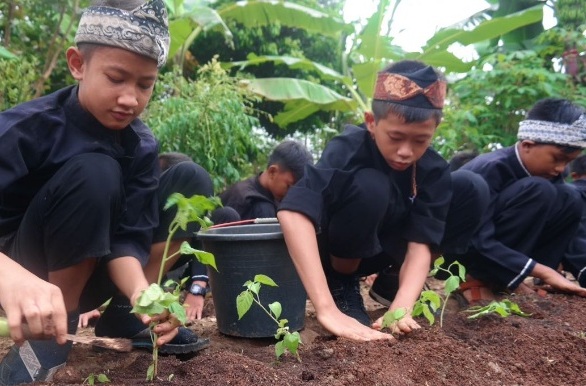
[107,256,149,305]
[391,242,431,311]
[278,211,337,313]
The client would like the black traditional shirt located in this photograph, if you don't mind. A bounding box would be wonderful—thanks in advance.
[461,145,567,288]
[220,175,277,220]
[0,85,159,264]
[278,124,451,248]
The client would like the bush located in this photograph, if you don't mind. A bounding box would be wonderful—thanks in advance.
[144,58,265,192]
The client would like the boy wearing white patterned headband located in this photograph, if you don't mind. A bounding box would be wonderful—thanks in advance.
[277,60,489,340]
[445,98,586,303]
[0,0,210,383]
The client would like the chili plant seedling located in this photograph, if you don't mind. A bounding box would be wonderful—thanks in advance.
[465,299,531,319]
[412,256,466,328]
[131,193,220,381]
[237,274,302,362]
[82,373,110,385]
[381,307,407,331]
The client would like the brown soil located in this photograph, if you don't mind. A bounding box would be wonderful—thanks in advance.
[3,279,586,386]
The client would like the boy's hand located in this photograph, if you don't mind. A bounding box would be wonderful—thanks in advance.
[0,256,68,345]
[533,263,586,297]
[372,313,421,335]
[138,311,181,347]
[317,307,395,342]
[184,293,205,322]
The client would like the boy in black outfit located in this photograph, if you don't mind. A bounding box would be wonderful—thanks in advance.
[449,98,586,299]
[220,140,313,219]
[277,60,489,340]
[0,1,210,383]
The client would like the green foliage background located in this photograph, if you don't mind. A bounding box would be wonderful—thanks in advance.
[144,59,265,192]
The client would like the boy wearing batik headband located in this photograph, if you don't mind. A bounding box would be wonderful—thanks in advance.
[277,60,489,340]
[0,0,211,383]
[446,98,586,302]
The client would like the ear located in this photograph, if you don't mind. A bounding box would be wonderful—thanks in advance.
[267,164,280,177]
[519,139,536,152]
[364,111,376,135]
[66,47,85,80]
[571,172,579,180]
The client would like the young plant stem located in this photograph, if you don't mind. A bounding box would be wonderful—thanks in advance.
[252,296,279,325]
[157,222,181,285]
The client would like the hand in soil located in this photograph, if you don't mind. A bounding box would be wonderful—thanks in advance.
[78,309,101,328]
[184,293,205,321]
[317,309,395,342]
[372,313,421,335]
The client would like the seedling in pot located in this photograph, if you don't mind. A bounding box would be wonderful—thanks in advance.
[237,274,302,361]
[131,193,220,381]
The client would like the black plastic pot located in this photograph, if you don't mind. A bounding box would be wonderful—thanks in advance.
[197,223,306,337]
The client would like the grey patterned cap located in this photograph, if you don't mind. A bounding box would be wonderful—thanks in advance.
[74,0,170,68]
[518,115,586,148]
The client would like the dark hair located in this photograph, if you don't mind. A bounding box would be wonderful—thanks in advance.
[526,98,585,154]
[448,150,478,171]
[159,152,193,172]
[571,154,586,175]
[268,140,313,181]
[371,60,445,125]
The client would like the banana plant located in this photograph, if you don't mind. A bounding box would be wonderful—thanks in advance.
[165,0,544,128]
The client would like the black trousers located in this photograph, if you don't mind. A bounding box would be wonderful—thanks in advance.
[449,177,583,289]
[1,154,213,311]
[319,168,490,277]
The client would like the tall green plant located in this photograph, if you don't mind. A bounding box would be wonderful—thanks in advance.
[144,58,262,191]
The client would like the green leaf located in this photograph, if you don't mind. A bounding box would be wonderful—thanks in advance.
[96,373,110,383]
[433,256,445,269]
[254,274,278,287]
[275,340,285,359]
[283,331,301,357]
[424,6,543,51]
[444,276,461,295]
[268,302,282,320]
[236,291,254,319]
[194,250,217,271]
[218,1,351,38]
[246,282,261,295]
[240,77,358,127]
[169,302,187,325]
[146,363,155,381]
[421,305,436,326]
[228,54,349,83]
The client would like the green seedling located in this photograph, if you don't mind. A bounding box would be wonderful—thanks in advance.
[465,299,531,319]
[131,193,220,381]
[237,274,302,362]
[412,256,466,328]
[363,257,467,333]
[381,307,407,331]
[82,373,110,385]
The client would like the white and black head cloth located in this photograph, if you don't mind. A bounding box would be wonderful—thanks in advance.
[74,0,170,68]
[518,114,586,149]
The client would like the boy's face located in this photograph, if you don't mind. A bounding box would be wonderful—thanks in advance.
[519,141,582,179]
[267,165,296,202]
[67,46,158,130]
[365,111,437,171]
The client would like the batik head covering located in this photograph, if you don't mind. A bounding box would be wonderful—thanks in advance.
[74,0,170,68]
[373,65,447,109]
[517,115,586,148]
